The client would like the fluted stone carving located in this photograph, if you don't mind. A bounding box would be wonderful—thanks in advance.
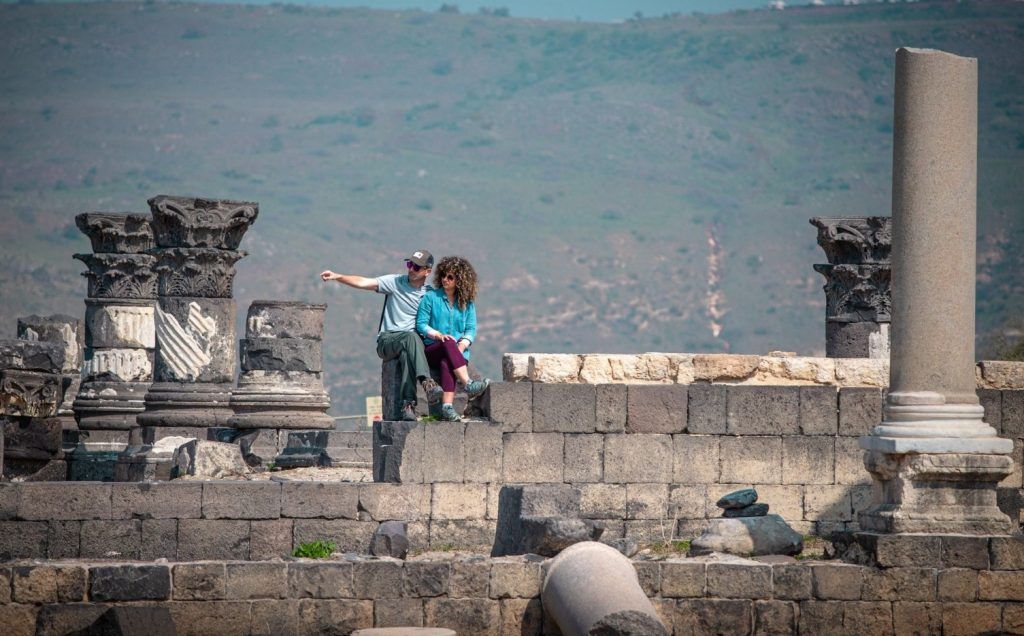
[230,301,332,448]
[17,314,84,420]
[75,213,154,254]
[149,195,259,250]
[810,216,892,358]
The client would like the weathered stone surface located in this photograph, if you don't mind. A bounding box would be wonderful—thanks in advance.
[533,383,596,433]
[838,387,883,436]
[149,194,259,249]
[17,314,83,373]
[174,563,227,601]
[431,483,486,520]
[241,337,322,373]
[717,488,758,510]
[693,354,759,382]
[0,521,47,559]
[706,562,772,599]
[177,519,250,560]
[90,565,171,601]
[110,482,202,520]
[526,354,581,383]
[152,296,236,382]
[626,384,686,434]
[370,520,410,559]
[225,562,286,600]
[359,484,428,521]
[2,416,62,459]
[81,348,153,383]
[687,383,727,434]
[672,434,719,484]
[424,597,500,636]
[351,559,403,599]
[280,482,358,519]
[17,482,111,520]
[727,386,800,435]
[719,436,782,484]
[514,516,603,557]
[689,515,803,557]
[84,302,155,349]
[563,433,603,483]
[991,536,1024,570]
[482,382,532,432]
[293,519,377,554]
[12,565,87,603]
[1,370,62,418]
[203,481,280,520]
[783,436,836,485]
[723,503,769,518]
[605,434,672,483]
[772,564,812,600]
[80,519,141,558]
[403,560,450,597]
[74,253,158,300]
[596,384,627,433]
[246,301,326,340]
[75,212,154,253]
[799,385,838,435]
[492,484,581,557]
[175,439,250,479]
[288,562,354,599]
[502,432,563,483]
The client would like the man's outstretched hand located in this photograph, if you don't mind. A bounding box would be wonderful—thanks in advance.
[320,270,338,282]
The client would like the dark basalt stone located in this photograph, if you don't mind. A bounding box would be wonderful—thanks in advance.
[0,339,65,374]
[75,213,155,254]
[723,503,770,518]
[716,488,758,510]
[149,195,259,249]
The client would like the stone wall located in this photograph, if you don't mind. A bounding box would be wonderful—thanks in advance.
[1,547,1023,635]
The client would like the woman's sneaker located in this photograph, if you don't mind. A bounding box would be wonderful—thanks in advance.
[421,378,443,405]
[463,378,490,399]
[439,404,461,421]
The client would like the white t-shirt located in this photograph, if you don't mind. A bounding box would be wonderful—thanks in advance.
[375,274,429,335]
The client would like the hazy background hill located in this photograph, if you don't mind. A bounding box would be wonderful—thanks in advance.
[1,1,1022,415]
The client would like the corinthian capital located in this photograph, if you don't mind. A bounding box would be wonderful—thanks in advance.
[810,216,891,265]
[75,213,154,254]
[154,248,246,298]
[814,263,891,323]
[73,253,157,299]
[149,195,259,249]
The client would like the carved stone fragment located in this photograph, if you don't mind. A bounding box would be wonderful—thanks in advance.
[73,380,149,430]
[153,298,236,383]
[148,195,259,249]
[74,253,157,299]
[17,314,83,372]
[2,416,62,460]
[809,216,891,265]
[75,213,155,254]
[0,370,62,418]
[82,349,154,383]
[813,263,891,323]
[85,301,156,349]
[240,338,322,373]
[246,301,326,340]
[0,339,65,374]
[153,248,246,298]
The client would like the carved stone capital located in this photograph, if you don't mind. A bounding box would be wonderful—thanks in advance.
[153,248,245,298]
[74,253,157,299]
[1,369,62,418]
[149,195,259,249]
[246,300,326,340]
[810,216,891,265]
[75,213,154,254]
[17,314,83,372]
[813,263,891,323]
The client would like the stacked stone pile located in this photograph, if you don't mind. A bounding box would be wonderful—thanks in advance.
[689,488,803,557]
[0,339,66,479]
[16,314,83,432]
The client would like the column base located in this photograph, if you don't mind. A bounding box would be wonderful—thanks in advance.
[73,381,149,430]
[137,382,233,428]
[858,450,1015,535]
[228,387,333,430]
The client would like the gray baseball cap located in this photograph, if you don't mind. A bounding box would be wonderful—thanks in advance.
[407,250,433,268]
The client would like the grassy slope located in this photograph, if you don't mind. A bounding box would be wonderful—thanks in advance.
[0,1,1021,413]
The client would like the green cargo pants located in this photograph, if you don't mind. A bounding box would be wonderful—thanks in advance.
[376,331,431,405]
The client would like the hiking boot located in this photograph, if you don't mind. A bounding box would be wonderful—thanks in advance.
[463,378,491,399]
[421,378,443,405]
[439,403,461,422]
[401,401,418,422]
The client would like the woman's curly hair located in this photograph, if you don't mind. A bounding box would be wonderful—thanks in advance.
[433,256,478,311]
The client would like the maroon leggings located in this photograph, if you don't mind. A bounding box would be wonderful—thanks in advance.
[424,339,468,393]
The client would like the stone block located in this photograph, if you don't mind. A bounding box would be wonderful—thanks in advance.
[797,600,844,634]
[352,559,402,599]
[579,483,626,519]
[430,519,496,550]
[174,563,227,600]
[421,421,465,482]
[626,384,686,434]
[11,565,86,603]
[727,386,799,435]
[424,598,500,636]
[280,482,358,519]
[706,562,772,599]
[834,436,871,485]
[489,558,542,599]
[287,562,354,599]
[633,561,661,596]
[661,560,706,597]
[893,601,943,636]
[782,436,835,485]
[250,600,303,636]
[673,434,719,484]
[498,598,543,636]
[803,485,852,521]
[941,602,1003,636]
[978,388,1002,431]
[773,564,812,600]
[0,482,16,519]
[166,600,254,636]
[596,384,626,433]
[403,560,450,597]
[533,383,596,433]
[753,485,804,522]
[673,598,753,635]
[110,482,202,519]
[79,519,141,559]
[624,518,673,542]
[450,557,490,598]
[375,598,425,627]
[991,536,1024,570]
[669,484,707,519]
[811,563,863,600]
[942,535,990,569]
[755,600,796,635]
[177,519,250,560]
[563,433,603,482]
[799,385,838,435]
[89,564,171,601]
[203,481,281,520]
[502,432,563,483]
[225,562,286,600]
[0,603,35,636]
[838,387,883,436]
[866,533,942,568]
[1003,389,1024,437]
[0,339,64,373]
[16,482,111,520]
[2,417,62,460]
[978,570,1024,601]
[604,433,672,483]
[937,568,978,602]
[1004,603,1024,635]
[841,601,892,634]
[0,520,47,559]
[687,383,727,434]
[483,382,532,433]
[241,337,321,375]
[625,483,669,520]
[359,483,428,521]
[84,303,155,349]
[719,437,782,485]
[46,520,80,558]
[293,519,376,554]
[861,567,936,602]
[432,483,487,520]
[250,519,294,560]
[463,422,502,483]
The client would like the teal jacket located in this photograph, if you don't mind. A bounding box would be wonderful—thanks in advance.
[416,288,477,359]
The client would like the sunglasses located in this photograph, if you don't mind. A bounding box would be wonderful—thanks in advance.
[405,261,426,272]
[443,274,456,281]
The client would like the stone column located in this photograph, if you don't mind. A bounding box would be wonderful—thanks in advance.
[228,301,332,467]
[137,195,257,440]
[810,216,891,358]
[17,314,83,430]
[858,48,1014,535]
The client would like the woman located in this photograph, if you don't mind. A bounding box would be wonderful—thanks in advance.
[416,256,490,421]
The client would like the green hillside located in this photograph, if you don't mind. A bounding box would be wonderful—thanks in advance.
[1,1,1022,414]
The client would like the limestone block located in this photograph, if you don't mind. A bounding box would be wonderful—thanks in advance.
[501,353,530,382]
[693,354,759,382]
[431,483,487,520]
[80,519,141,558]
[782,436,835,485]
[706,562,772,599]
[595,384,626,433]
[0,339,65,374]
[625,484,668,520]
[225,562,286,600]
[280,482,359,519]
[719,437,782,485]
[563,433,603,482]
[16,482,112,520]
[359,484,429,521]
[292,519,377,554]
[241,338,322,373]
[482,382,532,432]
[833,358,888,387]
[89,564,171,601]
[604,434,672,483]
[173,563,227,600]
[755,356,835,385]
[669,484,707,519]
[1,370,62,418]
[727,386,800,435]
[110,482,203,519]
[502,432,563,483]
[578,484,626,519]
[803,485,852,521]
[978,361,1024,389]
[177,519,250,560]
[82,348,153,383]
[527,354,581,383]
[153,297,236,383]
[579,354,638,384]
[671,354,697,384]
[246,301,326,340]
[838,387,883,436]
[636,352,677,383]
[626,385,686,434]
[672,434,720,484]
[533,383,596,433]
[660,560,706,598]
[772,564,812,600]
[288,562,355,599]
[85,303,155,349]
[687,383,727,435]
[423,598,500,635]
[11,565,87,603]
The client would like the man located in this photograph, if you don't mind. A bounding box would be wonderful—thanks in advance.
[320,250,442,421]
